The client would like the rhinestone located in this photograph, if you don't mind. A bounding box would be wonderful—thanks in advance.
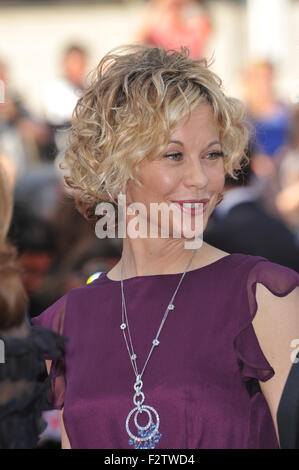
[153,339,160,346]
[168,304,175,310]
[120,323,127,330]
[131,354,137,360]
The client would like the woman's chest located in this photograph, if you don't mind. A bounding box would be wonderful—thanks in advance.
[62,312,248,448]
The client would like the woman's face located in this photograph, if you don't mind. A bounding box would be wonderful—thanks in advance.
[125,103,226,241]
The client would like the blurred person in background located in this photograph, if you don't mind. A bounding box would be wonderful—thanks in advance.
[0,60,28,183]
[8,202,58,318]
[7,189,120,319]
[241,60,290,183]
[13,163,63,223]
[42,43,89,165]
[43,43,88,130]
[137,0,212,59]
[275,103,299,244]
[0,60,56,178]
[31,236,122,318]
[0,162,66,449]
[51,195,122,271]
[28,195,121,318]
[204,146,299,273]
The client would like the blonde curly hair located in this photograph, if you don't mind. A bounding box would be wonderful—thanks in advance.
[61,45,250,220]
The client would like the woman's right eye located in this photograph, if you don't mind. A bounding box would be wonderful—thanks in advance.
[164,152,183,161]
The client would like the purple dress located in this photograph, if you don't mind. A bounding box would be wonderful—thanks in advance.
[31,253,299,449]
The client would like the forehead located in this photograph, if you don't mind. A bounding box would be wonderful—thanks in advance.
[171,104,220,141]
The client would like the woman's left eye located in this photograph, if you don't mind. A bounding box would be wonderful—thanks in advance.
[206,152,225,160]
[164,152,182,161]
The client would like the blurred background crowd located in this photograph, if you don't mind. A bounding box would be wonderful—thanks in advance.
[0,0,299,448]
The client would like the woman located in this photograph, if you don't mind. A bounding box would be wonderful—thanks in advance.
[0,162,66,449]
[32,46,299,449]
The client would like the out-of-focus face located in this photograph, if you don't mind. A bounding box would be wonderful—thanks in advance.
[64,51,86,86]
[125,103,226,241]
[245,63,274,97]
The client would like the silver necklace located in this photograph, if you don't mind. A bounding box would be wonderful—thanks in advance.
[120,247,198,449]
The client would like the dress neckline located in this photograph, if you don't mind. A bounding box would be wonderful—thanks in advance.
[101,253,234,283]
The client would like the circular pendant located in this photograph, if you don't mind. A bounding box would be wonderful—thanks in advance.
[126,404,162,448]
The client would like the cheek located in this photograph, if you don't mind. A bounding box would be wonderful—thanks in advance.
[141,168,177,199]
[152,174,176,195]
[207,164,225,191]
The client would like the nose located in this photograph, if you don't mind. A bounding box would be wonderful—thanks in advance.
[183,157,209,190]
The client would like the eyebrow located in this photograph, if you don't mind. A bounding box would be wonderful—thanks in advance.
[169,140,221,150]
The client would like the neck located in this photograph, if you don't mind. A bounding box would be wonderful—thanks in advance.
[112,237,211,280]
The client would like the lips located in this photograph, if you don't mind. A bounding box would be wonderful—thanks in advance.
[171,199,209,204]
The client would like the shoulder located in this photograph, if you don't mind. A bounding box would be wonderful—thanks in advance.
[203,244,269,273]
[232,256,299,366]
[227,251,299,284]
[63,272,108,297]
[252,262,299,356]
[58,273,111,311]
[68,272,108,296]
[31,273,110,331]
[247,257,299,292]
[243,256,299,337]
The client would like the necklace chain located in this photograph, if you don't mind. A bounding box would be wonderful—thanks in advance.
[120,247,198,448]
[120,247,198,380]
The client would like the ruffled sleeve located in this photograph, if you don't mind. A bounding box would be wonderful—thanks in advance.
[234,258,299,384]
[31,294,69,410]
